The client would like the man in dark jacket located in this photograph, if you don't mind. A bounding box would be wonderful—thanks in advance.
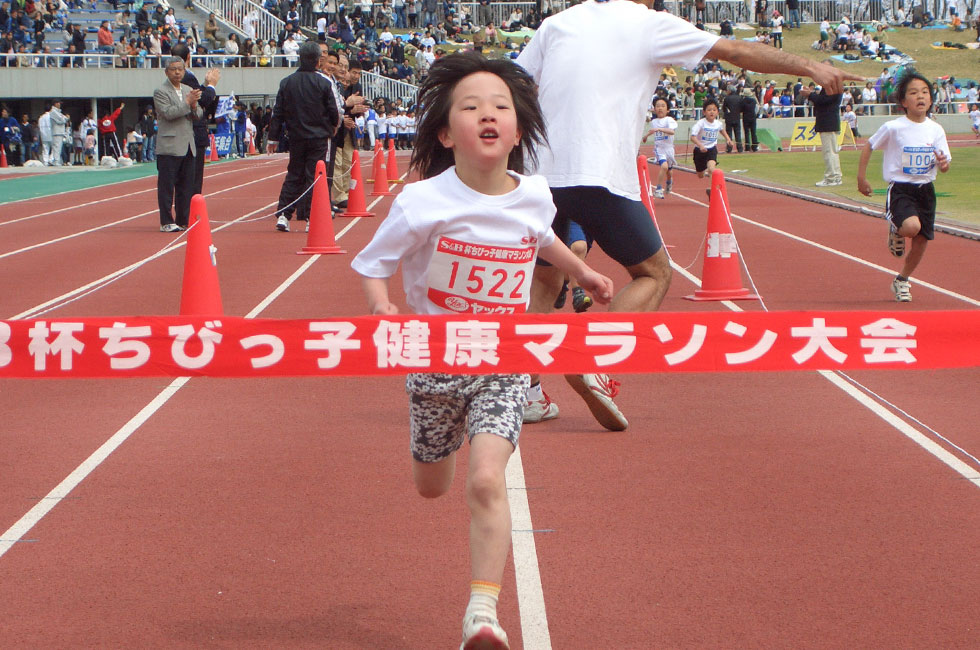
[172,42,220,195]
[740,86,758,152]
[722,83,743,153]
[810,87,843,186]
[267,41,340,231]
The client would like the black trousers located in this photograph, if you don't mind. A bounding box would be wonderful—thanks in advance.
[724,120,743,152]
[742,118,758,152]
[192,145,207,195]
[157,150,196,227]
[278,138,329,221]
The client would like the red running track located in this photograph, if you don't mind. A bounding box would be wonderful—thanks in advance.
[1,153,979,648]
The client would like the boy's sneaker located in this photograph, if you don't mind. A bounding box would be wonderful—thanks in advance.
[654,187,665,199]
[571,287,592,313]
[887,226,905,257]
[524,392,559,423]
[665,180,673,195]
[892,277,912,302]
[565,373,628,431]
[553,281,569,309]
[461,614,509,650]
[276,215,289,232]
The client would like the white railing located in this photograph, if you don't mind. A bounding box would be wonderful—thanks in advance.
[0,52,300,68]
[360,70,418,105]
[192,0,284,45]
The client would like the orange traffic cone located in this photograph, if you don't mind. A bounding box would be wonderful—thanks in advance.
[341,149,376,218]
[0,145,8,168]
[298,160,346,255]
[636,155,671,249]
[179,194,223,315]
[208,134,219,162]
[247,136,257,155]
[684,169,759,302]
[371,159,394,196]
[369,142,383,183]
[386,138,403,183]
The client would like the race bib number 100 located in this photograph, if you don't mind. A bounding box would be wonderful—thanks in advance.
[902,146,934,176]
[427,236,536,314]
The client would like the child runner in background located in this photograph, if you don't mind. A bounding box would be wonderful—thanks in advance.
[970,103,980,138]
[857,72,951,303]
[642,96,677,198]
[842,103,859,137]
[690,98,732,187]
[351,51,613,650]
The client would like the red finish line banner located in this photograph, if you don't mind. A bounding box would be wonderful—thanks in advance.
[0,311,977,378]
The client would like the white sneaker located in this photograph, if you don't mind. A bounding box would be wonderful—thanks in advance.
[815,179,843,187]
[461,614,509,650]
[160,223,181,232]
[565,373,628,431]
[305,220,311,232]
[654,188,665,199]
[892,277,912,302]
[276,215,289,232]
[523,392,559,423]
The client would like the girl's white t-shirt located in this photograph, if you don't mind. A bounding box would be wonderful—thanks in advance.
[970,109,980,126]
[377,114,388,135]
[352,168,557,315]
[648,116,677,156]
[867,116,951,184]
[691,117,722,150]
[516,0,718,200]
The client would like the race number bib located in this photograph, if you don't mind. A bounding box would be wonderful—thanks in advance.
[701,126,719,145]
[426,236,535,314]
[901,146,934,176]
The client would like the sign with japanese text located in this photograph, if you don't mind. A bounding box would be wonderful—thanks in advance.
[0,311,976,378]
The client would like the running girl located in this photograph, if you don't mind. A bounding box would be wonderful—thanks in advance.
[969,103,980,138]
[642,96,677,198]
[351,51,613,650]
[857,71,952,302]
[690,98,732,182]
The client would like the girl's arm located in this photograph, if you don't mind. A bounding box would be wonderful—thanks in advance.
[538,240,613,304]
[360,276,399,315]
[935,149,950,173]
[856,141,874,196]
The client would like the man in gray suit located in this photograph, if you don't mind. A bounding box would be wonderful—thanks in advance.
[154,56,203,233]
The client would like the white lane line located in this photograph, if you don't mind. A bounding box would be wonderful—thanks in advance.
[669,192,980,486]
[0,171,286,262]
[669,192,980,307]
[507,449,552,650]
[0,158,282,221]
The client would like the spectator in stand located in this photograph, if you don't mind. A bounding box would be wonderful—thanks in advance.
[204,13,219,50]
[786,0,800,29]
[282,31,300,65]
[98,102,124,158]
[97,20,114,55]
[114,34,129,67]
[225,32,240,65]
[770,10,783,48]
[861,80,877,115]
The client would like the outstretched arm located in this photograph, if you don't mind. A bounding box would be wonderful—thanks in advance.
[707,39,864,95]
[856,141,874,196]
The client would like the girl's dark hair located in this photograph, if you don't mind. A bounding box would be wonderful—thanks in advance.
[653,97,669,107]
[891,69,932,111]
[410,50,546,179]
[702,98,719,111]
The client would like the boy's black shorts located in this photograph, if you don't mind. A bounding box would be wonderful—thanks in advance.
[539,185,663,268]
[693,147,718,173]
[886,181,936,240]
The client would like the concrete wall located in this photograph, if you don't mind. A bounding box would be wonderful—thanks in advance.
[0,66,292,100]
[667,113,975,138]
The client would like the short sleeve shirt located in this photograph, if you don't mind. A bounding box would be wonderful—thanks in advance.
[691,118,723,150]
[516,0,718,200]
[868,116,951,184]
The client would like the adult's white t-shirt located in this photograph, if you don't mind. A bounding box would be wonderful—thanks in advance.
[867,116,951,184]
[516,0,718,200]
[351,167,557,315]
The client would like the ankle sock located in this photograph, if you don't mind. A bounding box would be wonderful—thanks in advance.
[527,382,543,401]
[466,580,501,619]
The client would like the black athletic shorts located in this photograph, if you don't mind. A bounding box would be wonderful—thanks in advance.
[538,186,663,268]
[693,147,718,173]
[886,181,936,240]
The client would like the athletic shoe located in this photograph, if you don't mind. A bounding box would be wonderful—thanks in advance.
[815,179,843,187]
[276,215,289,232]
[460,614,509,650]
[305,220,311,233]
[665,180,673,196]
[565,373,628,431]
[524,392,559,423]
[553,281,569,309]
[654,187,665,199]
[571,287,592,313]
[892,277,912,302]
[887,227,905,257]
[160,223,181,232]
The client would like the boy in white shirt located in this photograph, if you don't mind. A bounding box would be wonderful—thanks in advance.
[642,96,678,198]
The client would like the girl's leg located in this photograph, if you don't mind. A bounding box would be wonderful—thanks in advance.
[466,433,514,585]
[655,161,668,189]
[897,217,925,278]
[412,454,456,499]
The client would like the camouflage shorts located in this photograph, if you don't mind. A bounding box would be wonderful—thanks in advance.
[406,373,530,463]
